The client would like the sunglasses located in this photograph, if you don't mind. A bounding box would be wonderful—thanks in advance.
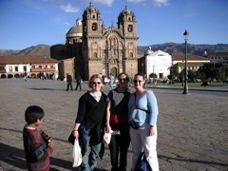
[118,78,127,82]
[133,80,143,83]
[92,82,101,85]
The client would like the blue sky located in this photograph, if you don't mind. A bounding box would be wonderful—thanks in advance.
[0,0,228,50]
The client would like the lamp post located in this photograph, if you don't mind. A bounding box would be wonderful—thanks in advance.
[183,29,189,94]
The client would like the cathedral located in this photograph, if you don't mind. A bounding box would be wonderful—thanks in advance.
[53,3,139,80]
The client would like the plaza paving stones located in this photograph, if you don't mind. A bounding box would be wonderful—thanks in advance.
[0,79,228,171]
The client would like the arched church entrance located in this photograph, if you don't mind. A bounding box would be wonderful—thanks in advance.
[111,67,117,78]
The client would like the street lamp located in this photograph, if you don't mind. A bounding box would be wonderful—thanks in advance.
[183,29,189,94]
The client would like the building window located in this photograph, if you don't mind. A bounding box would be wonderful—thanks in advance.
[39,65,42,69]
[15,66,18,72]
[23,66,27,71]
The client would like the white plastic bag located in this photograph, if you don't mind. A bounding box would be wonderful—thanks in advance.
[72,138,82,167]
[103,130,113,144]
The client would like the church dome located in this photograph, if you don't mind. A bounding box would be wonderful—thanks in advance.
[66,19,82,38]
[84,2,100,14]
[119,6,135,17]
[145,46,153,55]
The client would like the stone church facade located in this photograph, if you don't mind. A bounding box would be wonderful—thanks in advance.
[64,3,139,80]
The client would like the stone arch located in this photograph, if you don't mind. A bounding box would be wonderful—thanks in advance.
[0,74,6,79]
[15,74,20,78]
[8,74,13,78]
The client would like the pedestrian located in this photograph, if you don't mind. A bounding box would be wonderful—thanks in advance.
[128,73,159,171]
[23,105,54,171]
[109,73,115,90]
[106,73,131,171]
[75,73,82,91]
[66,73,73,91]
[72,74,107,171]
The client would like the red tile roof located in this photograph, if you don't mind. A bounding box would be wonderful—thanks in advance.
[0,55,60,64]
[172,53,210,61]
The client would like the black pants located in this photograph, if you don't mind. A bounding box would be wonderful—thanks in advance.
[66,82,73,91]
[75,82,81,90]
[109,129,130,170]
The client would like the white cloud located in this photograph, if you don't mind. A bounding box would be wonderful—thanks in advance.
[127,0,146,3]
[126,0,169,6]
[152,0,169,6]
[64,22,71,26]
[93,0,114,6]
[59,3,80,13]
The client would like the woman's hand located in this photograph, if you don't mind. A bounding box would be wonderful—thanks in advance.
[149,125,155,136]
[106,124,112,133]
[73,130,79,139]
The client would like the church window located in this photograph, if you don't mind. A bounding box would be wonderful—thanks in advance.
[93,15,95,19]
[128,25,133,32]
[128,17,131,21]
[130,52,133,58]
[93,52,98,58]
[92,23,97,31]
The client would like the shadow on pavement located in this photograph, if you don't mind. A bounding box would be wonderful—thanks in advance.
[159,154,228,167]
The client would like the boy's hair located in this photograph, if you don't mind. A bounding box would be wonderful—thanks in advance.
[25,105,45,124]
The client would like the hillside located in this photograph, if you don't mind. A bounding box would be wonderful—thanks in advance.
[1,43,228,57]
[138,43,228,55]
[0,44,51,56]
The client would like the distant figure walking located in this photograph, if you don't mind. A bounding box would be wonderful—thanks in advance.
[66,73,73,91]
[75,74,82,91]
[109,73,115,90]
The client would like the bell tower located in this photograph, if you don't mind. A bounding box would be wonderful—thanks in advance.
[117,5,137,37]
[82,2,103,37]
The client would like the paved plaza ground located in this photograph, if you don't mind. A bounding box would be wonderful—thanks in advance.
[0,79,228,171]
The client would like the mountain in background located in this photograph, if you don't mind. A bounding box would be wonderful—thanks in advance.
[1,43,228,57]
[138,43,228,55]
[0,44,51,56]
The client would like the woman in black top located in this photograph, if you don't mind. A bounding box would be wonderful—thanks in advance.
[106,73,131,171]
[73,74,107,171]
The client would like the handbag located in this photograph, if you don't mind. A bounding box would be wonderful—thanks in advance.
[68,132,75,145]
[129,120,140,130]
[134,152,152,171]
[72,138,82,167]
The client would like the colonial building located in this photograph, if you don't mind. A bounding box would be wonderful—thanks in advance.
[0,55,59,79]
[172,53,212,73]
[55,3,139,80]
[144,47,172,79]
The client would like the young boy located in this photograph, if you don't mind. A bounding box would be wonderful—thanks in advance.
[23,105,54,171]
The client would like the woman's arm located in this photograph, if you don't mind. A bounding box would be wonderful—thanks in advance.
[106,102,111,132]
[73,123,81,138]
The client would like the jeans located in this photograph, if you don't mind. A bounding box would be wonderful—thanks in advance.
[109,81,114,90]
[79,128,101,171]
[129,124,159,171]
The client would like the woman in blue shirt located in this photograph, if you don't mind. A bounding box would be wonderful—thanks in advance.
[128,73,159,171]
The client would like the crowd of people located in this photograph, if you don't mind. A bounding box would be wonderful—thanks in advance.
[23,72,159,171]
